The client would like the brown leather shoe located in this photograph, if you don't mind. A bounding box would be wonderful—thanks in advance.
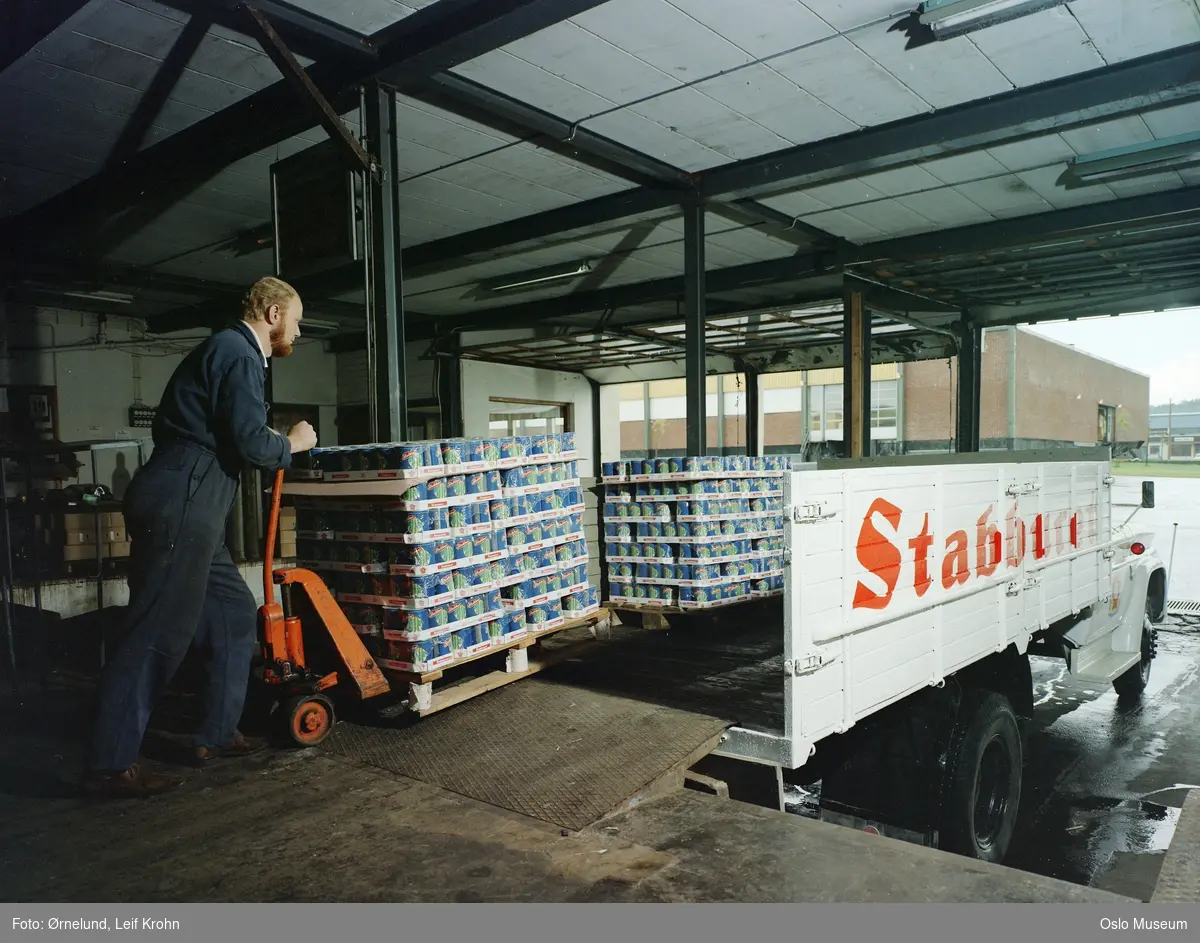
[82,763,184,799]
[192,731,268,765]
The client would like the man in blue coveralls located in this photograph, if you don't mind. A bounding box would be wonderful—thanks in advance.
[84,276,318,798]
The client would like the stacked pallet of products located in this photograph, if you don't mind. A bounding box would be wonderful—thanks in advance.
[599,456,789,611]
[291,433,599,677]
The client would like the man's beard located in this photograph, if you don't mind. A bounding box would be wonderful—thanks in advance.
[269,323,294,357]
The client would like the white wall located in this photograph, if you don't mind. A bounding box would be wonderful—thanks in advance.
[599,384,622,464]
[460,359,596,479]
[1,308,340,486]
[267,331,340,446]
[13,562,271,616]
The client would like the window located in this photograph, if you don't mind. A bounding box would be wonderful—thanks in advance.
[488,398,571,437]
[809,386,823,434]
[763,372,803,452]
[824,384,844,432]
[1098,405,1115,445]
[871,380,899,430]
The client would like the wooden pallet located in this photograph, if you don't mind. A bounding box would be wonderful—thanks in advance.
[604,595,781,631]
[381,612,606,717]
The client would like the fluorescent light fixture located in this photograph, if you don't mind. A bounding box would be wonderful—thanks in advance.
[61,289,134,304]
[917,0,1068,39]
[1060,131,1200,188]
[483,261,592,293]
[299,318,341,336]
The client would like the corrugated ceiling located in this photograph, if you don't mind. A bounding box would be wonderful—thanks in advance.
[1,0,1198,335]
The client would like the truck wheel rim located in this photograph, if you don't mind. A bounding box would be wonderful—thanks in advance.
[974,736,1012,851]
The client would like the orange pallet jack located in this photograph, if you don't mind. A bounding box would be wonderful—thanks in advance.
[255,470,391,746]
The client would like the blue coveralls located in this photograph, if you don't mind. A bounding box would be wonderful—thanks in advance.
[90,320,292,772]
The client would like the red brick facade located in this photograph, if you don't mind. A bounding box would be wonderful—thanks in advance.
[617,328,1149,454]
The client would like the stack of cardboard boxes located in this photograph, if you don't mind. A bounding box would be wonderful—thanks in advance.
[61,510,130,564]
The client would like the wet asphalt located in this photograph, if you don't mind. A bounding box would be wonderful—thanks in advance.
[1002,475,1200,901]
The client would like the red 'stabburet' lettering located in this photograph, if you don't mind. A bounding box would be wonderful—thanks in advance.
[852,498,1098,611]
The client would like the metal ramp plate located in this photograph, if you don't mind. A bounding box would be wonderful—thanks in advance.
[320,678,731,831]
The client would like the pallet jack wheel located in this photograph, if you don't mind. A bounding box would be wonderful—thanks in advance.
[283,693,335,747]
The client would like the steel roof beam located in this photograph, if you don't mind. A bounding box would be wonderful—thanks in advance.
[867,228,1200,283]
[406,252,826,335]
[154,0,375,61]
[882,244,1200,291]
[701,43,1200,201]
[415,73,690,189]
[975,270,1200,301]
[852,187,1200,264]
[2,0,617,251]
[910,256,1200,293]
[976,285,1200,326]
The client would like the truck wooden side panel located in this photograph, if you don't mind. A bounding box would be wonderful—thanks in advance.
[783,459,1113,767]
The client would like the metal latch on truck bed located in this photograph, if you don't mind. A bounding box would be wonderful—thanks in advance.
[791,502,836,524]
[1006,481,1041,497]
[785,651,839,676]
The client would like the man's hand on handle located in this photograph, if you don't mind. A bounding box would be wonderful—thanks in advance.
[287,420,318,453]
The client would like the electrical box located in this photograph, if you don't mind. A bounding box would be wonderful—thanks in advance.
[128,405,156,428]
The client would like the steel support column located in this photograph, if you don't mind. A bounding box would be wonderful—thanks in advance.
[437,334,463,439]
[589,377,608,604]
[956,315,982,453]
[364,83,407,443]
[843,287,871,459]
[745,366,761,457]
[684,198,706,457]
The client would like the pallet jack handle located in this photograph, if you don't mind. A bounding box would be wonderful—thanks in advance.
[264,468,285,608]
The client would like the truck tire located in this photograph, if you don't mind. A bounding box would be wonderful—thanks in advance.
[939,692,1022,863]
[1112,604,1155,701]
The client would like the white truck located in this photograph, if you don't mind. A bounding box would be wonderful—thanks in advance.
[706,448,1167,864]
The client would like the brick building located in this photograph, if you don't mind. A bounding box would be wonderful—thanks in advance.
[616,327,1149,458]
[1149,408,1200,461]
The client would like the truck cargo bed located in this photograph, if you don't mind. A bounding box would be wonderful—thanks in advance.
[542,605,785,736]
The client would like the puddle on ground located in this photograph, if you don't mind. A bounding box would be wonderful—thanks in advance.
[782,782,821,819]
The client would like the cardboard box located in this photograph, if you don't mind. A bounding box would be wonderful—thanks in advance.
[63,511,123,530]
[64,527,125,546]
[64,530,98,547]
[62,541,132,562]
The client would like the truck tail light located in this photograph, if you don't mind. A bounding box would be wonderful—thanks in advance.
[1131,542,1145,555]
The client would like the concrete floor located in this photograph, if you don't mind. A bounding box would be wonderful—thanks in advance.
[1003,624,1200,900]
[0,687,1130,903]
[1,476,1196,903]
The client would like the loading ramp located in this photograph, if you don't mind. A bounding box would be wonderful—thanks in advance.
[320,676,731,832]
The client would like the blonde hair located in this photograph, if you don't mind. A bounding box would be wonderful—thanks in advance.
[242,276,299,323]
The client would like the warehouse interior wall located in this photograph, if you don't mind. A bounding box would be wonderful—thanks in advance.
[458,359,601,587]
[459,359,596,481]
[0,308,341,490]
[334,340,438,441]
[599,384,622,464]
